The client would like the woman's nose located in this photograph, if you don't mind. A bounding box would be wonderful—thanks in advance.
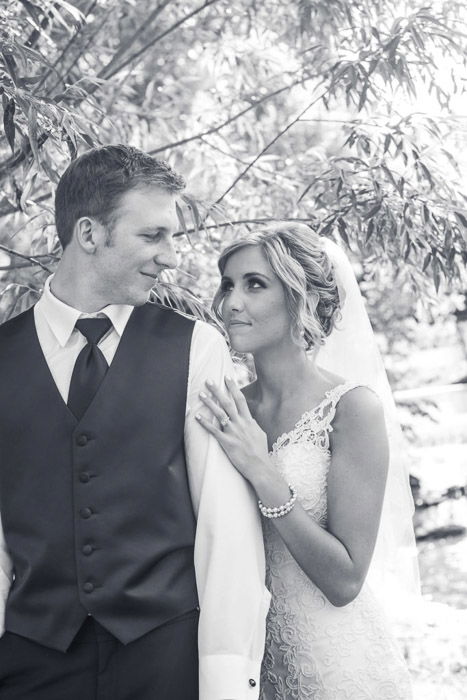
[225,288,244,313]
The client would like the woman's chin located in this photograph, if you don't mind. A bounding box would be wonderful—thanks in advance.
[228,336,254,354]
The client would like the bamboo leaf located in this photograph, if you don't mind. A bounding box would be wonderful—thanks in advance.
[337,217,350,246]
[363,202,381,221]
[28,105,40,164]
[454,211,467,229]
[175,201,192,245]
[3,98,16,152]
[2,51,18,84]
[422,253,432,272]
[365,218,375,243]
[431,256,441,292]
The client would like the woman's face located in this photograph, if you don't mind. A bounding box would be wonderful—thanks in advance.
[219,245,292,354]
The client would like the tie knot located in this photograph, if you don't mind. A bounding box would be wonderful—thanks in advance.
[75,317,112,345]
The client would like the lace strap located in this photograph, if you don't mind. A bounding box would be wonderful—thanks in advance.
[270,382,368,454]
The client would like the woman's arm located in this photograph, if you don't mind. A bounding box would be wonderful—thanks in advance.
[196,379,388,606]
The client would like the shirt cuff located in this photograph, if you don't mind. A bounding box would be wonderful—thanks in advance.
[199,654,261,700]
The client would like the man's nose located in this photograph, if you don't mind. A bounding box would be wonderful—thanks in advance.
[156,238,178,270]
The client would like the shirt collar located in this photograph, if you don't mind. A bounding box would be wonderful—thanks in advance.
[37,276,134,347]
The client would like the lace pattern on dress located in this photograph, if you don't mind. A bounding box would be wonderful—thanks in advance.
[260,382,412,700]
[270,382,362,455]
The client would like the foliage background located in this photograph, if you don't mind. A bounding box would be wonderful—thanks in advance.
[1,1,466,696]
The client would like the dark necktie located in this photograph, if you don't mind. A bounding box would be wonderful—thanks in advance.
[67,317,112,420]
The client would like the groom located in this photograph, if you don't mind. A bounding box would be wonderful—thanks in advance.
[0,145,269,699]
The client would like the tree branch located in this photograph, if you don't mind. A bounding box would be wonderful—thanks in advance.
[100,0,222,81]
[200,137,304,187]
[173,216,318,238]
[150,74,317,154]
[0,245,55,273]
[214,90,330,206]
[0,193,52,220]
[33,0,98,94]
[99,0,173,79]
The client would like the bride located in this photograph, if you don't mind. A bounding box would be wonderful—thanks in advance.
[195,223,418,699]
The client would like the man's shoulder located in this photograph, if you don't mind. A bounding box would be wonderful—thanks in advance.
[0,306,35,339]
[192,318,228,347]
[143,302,225,340]
[139,300,196,329]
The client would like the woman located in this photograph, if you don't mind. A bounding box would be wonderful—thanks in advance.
[195,224,417,699]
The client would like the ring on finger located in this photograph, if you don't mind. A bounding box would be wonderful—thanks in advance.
[220,414,231,428]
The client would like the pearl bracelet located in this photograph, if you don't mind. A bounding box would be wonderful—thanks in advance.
[258,485,297,519]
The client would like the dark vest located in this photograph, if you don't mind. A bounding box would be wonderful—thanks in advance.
[0,303,198,651]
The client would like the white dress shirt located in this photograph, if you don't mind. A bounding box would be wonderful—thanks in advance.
[0,278,270,700]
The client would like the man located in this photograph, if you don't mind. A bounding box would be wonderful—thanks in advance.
[0,145,270,699]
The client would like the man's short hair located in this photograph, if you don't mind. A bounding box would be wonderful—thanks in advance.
[55,144,185,248]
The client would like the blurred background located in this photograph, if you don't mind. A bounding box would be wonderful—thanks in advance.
[0,1,466,696]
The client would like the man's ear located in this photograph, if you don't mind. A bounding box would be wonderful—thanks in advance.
[74,217,104,253]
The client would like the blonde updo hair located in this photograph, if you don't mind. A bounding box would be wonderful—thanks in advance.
[212,223,341,350]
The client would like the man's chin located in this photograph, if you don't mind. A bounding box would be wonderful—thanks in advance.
[132,290,152,306]
[117,287,152,307]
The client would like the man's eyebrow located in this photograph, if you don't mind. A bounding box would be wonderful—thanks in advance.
[137,226,168,234]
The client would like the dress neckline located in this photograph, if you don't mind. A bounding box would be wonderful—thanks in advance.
[269,381,356,454]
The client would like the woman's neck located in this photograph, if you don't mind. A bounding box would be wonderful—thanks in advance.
[252,343,316,408]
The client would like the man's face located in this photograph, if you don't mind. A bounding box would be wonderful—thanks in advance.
[93,186,179,306]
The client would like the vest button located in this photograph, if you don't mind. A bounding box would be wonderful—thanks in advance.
[80,507,93,519]
[79,472,91,483]
[83,582,94,593]
[76,434,88,447]
[82,544,94,555]
[249,679,256,687]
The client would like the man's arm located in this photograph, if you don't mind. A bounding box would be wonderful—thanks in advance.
[185,322,270,700]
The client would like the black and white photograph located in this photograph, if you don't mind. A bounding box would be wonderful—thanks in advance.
[0,1,466,698]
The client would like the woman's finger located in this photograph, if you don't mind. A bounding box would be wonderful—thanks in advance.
[199,391,232,429]
[195,411,224,440]
[224,376,251,417]
[205,379,237,418]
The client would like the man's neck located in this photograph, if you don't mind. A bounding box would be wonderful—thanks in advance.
[50,269,106,313]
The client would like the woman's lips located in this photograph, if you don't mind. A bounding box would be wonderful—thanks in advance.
[228,320,251,328]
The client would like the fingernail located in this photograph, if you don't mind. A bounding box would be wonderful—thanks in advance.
[226,375,232,382]
[200,391,207,399]
[206,379,213,386]
[195,413,201,420]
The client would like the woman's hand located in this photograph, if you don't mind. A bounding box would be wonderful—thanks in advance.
[195,376,270,485]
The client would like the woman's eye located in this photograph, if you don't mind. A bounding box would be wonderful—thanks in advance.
[221,281,233,292]
[248,278,264,289]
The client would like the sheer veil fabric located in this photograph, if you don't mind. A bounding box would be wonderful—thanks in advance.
[317,238,421,634]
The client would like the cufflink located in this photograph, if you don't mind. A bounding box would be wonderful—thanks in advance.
[249,678,256,687]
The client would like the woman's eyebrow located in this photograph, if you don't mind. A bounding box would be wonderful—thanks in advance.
[243,272,271,280]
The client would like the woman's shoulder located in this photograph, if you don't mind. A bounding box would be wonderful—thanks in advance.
[332,384,384,432]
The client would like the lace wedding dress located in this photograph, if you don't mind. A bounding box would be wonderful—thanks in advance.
[260,382,412,700]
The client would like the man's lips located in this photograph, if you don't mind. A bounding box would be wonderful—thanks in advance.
[140,272,159,280]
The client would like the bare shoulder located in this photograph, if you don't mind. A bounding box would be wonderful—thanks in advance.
[333,386,385,432]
